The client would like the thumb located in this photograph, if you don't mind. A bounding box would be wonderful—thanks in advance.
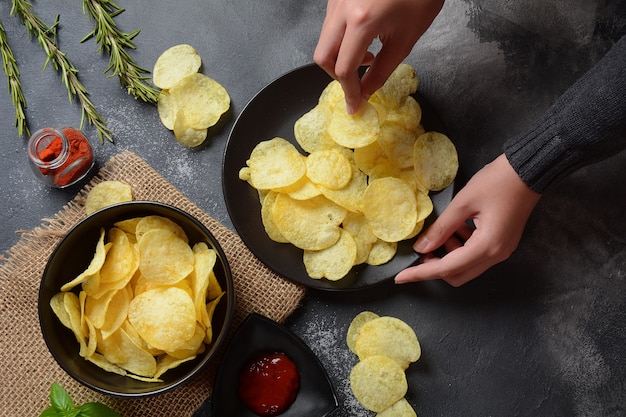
[413,199,473,253]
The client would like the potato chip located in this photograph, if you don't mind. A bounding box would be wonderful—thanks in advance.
[166,323,205,360]
[169,73,230,130]
[50,293,72,330]
[63,292,87,346]
[98,227,139,285]
[377,398,417,417]
[350,355,408,412]
[100,287,131,339]
[116,327,157,377]
[318,79,345,108]
[366,239,397,266]
[353,141,390,176]
[245,137,306,190]
[354,316,421,369]
[206,268,223,302]
[87,352,128,377]
[294,103,337,153]
[136,215,189,244]
[328,99,379,148]
[189,243,217,321]
[318,166,368,213]
[155,354,197,379]
[303,229,357,281]
[173,109,209,148]
[128,287,197,351]
[138,229,194,285]
[384,95,422,132]
[61,228,107,291]
[274,175,322,201]
[85,181,133,215]
[85,289,118,329]
[361,177,418,242]
[97,328,126,364]
[378,124,417,169]
[157,90,176,130]
[272,194,346,251]
[113,217,142,235]
[152,44,202,89]
[203,291,224,344]
[305,149,352,190]
[260,191,289,243]
[342,212,377,265]
[370,63,418,108]
[346,311,380,354]
[413,131,458,191]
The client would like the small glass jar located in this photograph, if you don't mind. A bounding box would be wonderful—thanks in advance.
[27,127,95,188]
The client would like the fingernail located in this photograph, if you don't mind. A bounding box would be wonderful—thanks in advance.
[413,235,429,253]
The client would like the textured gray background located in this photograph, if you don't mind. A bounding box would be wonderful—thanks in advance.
[0,1,624,416]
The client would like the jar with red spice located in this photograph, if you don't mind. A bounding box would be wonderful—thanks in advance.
[27,127,95,188]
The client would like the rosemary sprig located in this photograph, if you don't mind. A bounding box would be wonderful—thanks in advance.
[10,0,113,143]
[81,0,160,104]
[0,21,29,137]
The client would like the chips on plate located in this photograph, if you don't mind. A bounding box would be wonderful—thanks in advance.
[50,215,225,382]
[239,63,458,281]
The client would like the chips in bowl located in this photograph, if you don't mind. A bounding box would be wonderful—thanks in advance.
[39,202,234,397]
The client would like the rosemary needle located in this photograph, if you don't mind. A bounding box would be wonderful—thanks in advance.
[81,0,160,104]
[0,21,29,137]
[10,0,114,143]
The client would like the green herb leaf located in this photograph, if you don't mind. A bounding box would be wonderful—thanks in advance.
[50,382,74,413]
[38,406,60,417]
[77,402,123,417]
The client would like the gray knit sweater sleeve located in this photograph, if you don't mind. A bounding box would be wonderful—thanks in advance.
[504,35,626,194]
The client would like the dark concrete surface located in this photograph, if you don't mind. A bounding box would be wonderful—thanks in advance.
[0,1,624,416]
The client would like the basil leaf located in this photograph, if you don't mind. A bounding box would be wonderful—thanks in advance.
[39,406,60,417]
[50,383,73,413]
[77,402,122,417]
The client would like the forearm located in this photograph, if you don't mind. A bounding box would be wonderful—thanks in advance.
[504,35,626,194]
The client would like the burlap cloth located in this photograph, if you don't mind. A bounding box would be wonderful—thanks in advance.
[0,150,306,416]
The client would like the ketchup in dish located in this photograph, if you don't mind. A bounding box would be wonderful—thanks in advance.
[238,352,300,416]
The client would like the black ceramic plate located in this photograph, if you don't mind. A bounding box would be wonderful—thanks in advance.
[212,313,338,416]
[223,63,453,290]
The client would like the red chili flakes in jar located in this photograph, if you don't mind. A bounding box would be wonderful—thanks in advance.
[238,352,300,416]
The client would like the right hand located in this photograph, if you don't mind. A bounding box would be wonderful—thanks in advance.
[314,0,444,113]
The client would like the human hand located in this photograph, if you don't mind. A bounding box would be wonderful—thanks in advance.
[314,0,444,114]
[395,154,541,286]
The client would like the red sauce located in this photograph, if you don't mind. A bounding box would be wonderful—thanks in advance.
[238,352,300,416]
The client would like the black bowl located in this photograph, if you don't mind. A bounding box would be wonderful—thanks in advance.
[38,201,235,397]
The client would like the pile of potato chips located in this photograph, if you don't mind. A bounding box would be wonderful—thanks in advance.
[50,215,225,382]
[239,64,458,281]
[154,44,230,147]
[347,311,421,416]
